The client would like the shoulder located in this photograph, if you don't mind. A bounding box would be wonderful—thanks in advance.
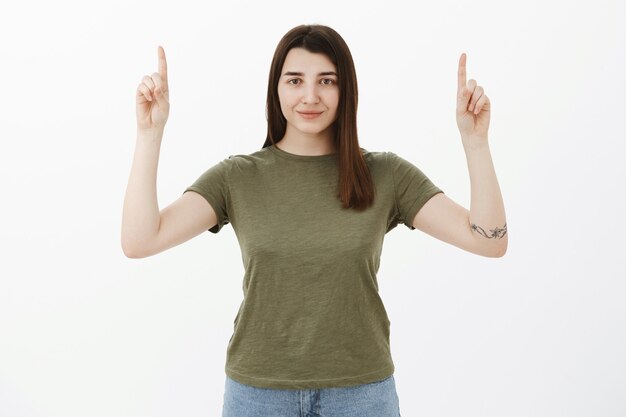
[361,149,414,176]
[222,146,272,167]
[383,150,427,172]
[360,147,388,166]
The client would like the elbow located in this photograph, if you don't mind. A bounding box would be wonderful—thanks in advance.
[123,246,148,259]
[122,243,138,258]
[490,240,508,258]
[493,245,507,258]
[121,239,144,259]
[467,217,508,258]
[476,238,507,258]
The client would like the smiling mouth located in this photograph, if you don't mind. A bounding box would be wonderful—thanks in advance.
[297,111,323,119]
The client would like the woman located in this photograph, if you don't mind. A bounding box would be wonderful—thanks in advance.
[122,24,507,417]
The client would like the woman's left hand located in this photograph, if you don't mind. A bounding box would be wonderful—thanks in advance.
[456,53,490,146]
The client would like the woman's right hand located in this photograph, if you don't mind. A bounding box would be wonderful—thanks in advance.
[136,46,170,130]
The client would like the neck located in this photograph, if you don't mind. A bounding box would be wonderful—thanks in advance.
[278,127,336,156]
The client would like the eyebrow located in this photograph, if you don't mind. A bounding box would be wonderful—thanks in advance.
[282,71,338,77]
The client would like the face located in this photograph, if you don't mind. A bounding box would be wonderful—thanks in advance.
[277,47,340,139]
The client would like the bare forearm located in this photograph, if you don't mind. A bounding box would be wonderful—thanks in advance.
[121,127,164,256]
[463,137,508,256]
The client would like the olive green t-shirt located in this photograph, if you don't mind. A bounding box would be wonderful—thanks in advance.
[183,143,444,390]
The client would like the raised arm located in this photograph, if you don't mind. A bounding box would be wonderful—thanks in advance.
[121,45,170,256]
[412,53,507,258]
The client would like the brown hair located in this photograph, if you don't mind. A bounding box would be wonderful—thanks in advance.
[262,24,375,211]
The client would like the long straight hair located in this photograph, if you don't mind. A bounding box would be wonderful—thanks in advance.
[262,24,375,211]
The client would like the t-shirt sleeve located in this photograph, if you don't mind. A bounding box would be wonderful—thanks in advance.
[387,151,444,230]
[182,156,234,234]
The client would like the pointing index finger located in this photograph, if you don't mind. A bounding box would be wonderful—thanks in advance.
[458,52,467,93]
[158,45,168,90]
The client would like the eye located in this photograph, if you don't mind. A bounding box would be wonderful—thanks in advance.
[287,78,301,85]
[321,78,336,85]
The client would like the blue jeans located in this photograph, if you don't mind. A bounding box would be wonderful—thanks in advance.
[222,374,401,417]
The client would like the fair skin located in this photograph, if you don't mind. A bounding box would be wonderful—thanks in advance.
[413,53,507,258]
[122,47,506,259]
[122,46,216,258]
[275,47,339,156]
[273,49,506,258]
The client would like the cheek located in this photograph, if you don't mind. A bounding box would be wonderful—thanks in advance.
[277,90,289,114]
[327,92,340,112]
[279,91,298,110]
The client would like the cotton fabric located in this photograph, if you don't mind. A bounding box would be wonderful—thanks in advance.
[183,143,443,389]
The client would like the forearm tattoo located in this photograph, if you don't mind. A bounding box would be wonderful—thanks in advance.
[471,222,507,239]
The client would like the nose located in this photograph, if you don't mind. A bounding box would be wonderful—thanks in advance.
[301,83,320,104]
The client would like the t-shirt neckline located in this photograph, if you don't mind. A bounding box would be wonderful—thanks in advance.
[268,143,338,162]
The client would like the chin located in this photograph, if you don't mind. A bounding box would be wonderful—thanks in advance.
[294,124,328,133]
[301,129,330,136]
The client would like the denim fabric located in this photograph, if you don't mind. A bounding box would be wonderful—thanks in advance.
[222,374,401,417]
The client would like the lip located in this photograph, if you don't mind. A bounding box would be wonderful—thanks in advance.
[297,111,323,119]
